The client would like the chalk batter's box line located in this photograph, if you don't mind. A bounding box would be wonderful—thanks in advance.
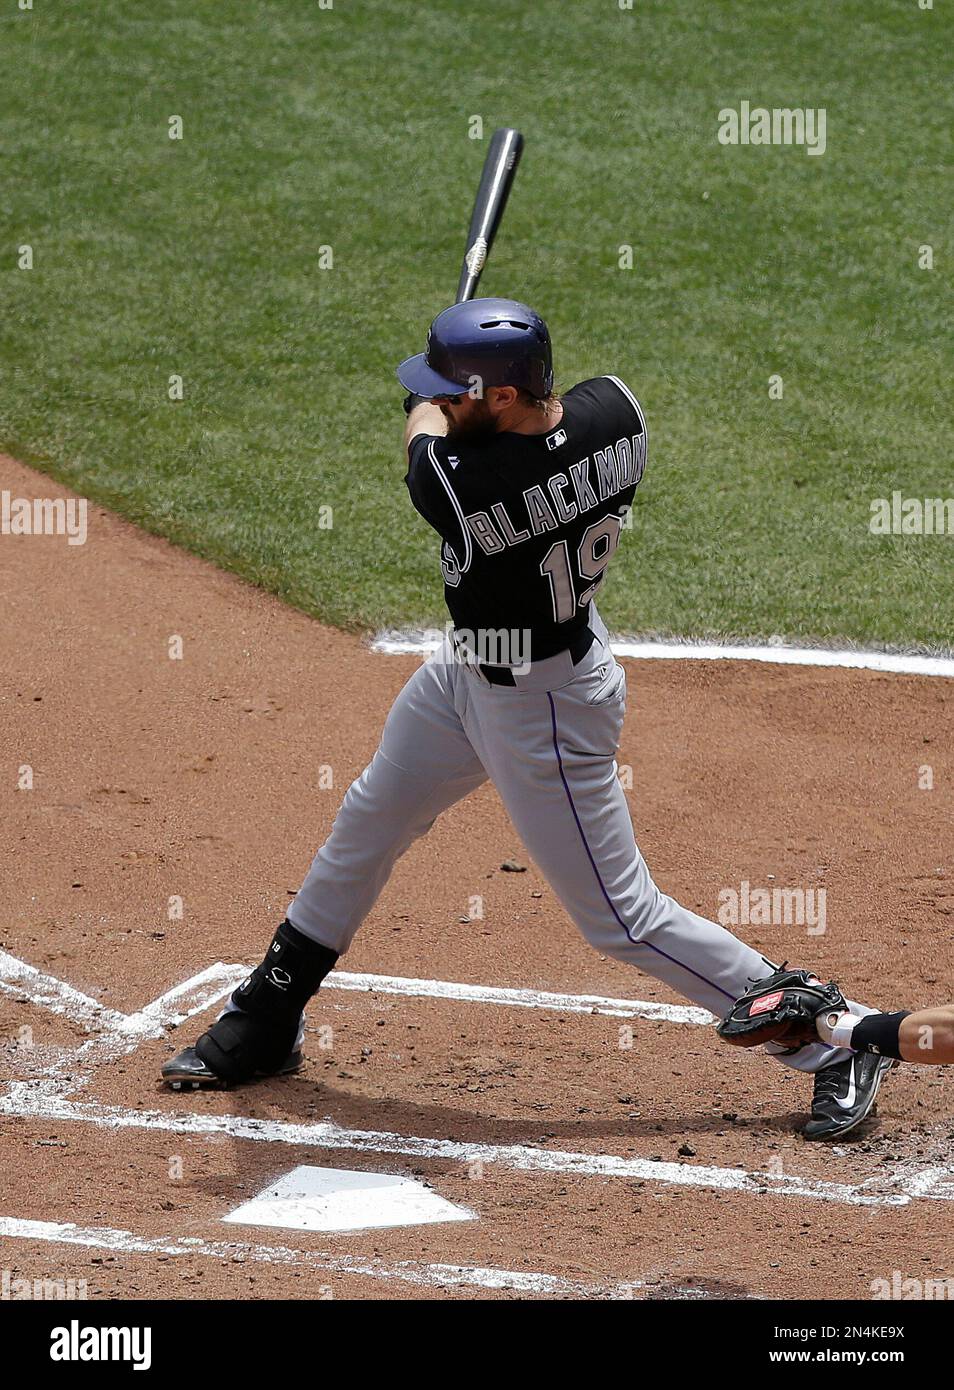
[372,630,954,679]
[0,950,712,1042]
[2,1085,951,1209]
[0,1215,669,1299]
[3,952,952,1214]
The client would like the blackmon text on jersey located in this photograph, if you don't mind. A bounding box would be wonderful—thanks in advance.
[464,430,647,556]
[404,375,648,658]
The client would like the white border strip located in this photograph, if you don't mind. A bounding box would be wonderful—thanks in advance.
[609,640,954,678]
[0,955,709,1092]
[3,1088,948,1207]
[134,964,249,1031]
[0,954,710,1039]
[0,1216,644,1298]
[0,951,133,1035]
[326,970,711,1024]
[371,630,954,679]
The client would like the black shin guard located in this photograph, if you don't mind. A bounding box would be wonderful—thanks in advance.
[195,921,338,1082]
[232,919,338,1021]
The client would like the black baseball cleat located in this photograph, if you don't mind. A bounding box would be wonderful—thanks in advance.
[160,1045,303,1091]
[801,1052,896,1140]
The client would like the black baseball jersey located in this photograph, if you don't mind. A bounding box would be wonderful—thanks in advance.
[405,375,647,661]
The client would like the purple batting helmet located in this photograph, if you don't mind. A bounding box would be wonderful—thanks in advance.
[396,297,553,399]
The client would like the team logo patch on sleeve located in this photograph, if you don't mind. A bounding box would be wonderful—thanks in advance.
[749,989,784,1016]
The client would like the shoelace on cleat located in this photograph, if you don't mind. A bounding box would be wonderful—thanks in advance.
[812,1063,849,1099]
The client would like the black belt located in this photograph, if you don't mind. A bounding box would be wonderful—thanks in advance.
[476,627,596,686]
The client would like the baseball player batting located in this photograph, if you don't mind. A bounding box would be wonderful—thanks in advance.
[162,298,895,1140]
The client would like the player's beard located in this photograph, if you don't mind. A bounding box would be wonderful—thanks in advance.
[441,399,498,445]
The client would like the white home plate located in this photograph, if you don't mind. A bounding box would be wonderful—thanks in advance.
[223,1165,476,1234]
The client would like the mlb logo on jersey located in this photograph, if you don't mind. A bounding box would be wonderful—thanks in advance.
[546,429,567,451]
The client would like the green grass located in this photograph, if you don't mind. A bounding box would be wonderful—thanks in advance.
[2,0,951,646]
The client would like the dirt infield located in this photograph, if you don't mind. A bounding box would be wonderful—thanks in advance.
[1,453,952,1301]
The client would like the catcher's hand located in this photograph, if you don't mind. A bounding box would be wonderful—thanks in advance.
[716,967,847,1049]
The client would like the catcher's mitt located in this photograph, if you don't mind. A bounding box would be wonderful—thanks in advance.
[716,966,847,1049]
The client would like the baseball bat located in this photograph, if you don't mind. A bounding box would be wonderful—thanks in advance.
[455,127,524,304]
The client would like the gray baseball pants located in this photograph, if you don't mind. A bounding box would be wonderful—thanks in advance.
[268,611,865,1072]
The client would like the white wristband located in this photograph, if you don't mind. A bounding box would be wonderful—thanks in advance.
[817,1009,859,1049]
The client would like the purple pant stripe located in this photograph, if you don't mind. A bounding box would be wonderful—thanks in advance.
[546,691,735,1004]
